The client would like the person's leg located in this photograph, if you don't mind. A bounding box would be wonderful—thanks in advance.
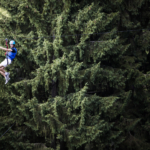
[0,59,11,75]
[0,59,11,84]
[0,66,5,74]
[0,66,9,79]
[0,71,5,78]
[0,62,5,73]
[0,66,4,70]
[0,68,10,84]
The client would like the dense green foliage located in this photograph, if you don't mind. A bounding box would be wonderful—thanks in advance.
[1,0,150,149]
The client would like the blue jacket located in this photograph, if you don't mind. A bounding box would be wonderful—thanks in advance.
[6,47,17,61]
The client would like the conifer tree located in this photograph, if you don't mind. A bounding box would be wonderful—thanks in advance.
[1,0,150,150]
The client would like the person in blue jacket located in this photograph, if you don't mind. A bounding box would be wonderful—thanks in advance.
[0,40,17,84]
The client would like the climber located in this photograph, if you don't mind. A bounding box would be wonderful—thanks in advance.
[0,40,17,84]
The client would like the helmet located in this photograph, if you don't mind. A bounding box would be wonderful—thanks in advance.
[9,40,15,45]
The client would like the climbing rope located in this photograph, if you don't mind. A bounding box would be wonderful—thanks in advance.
[5,38,8,65]
[0,122,15,140]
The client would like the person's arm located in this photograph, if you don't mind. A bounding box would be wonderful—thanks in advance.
[0,46,12,52]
